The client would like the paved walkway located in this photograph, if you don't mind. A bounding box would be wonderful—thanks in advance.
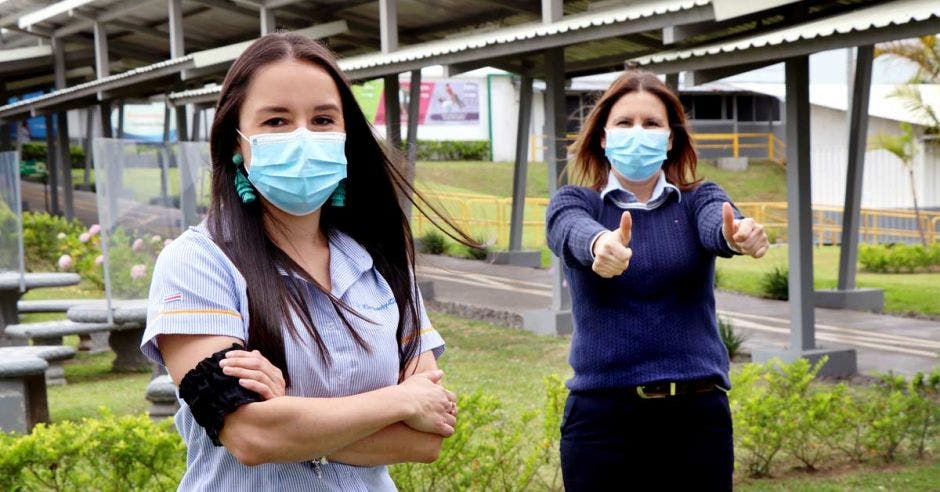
[416,254,940,377]
[22,181,182,236]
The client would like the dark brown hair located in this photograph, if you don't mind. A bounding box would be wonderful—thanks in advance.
[207,33,471,385]
[569,70,700,191]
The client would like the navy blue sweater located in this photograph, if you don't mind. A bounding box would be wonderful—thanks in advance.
[546,182,742,391]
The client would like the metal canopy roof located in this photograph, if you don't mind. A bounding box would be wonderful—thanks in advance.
[0,0,914,122]
[630,0,940,74]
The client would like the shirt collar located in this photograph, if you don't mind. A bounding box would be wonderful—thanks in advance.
[273,230,374,298]
[201,219,375,297]
[600,170,681,210]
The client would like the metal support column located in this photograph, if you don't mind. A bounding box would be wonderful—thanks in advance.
[44,114,58,215]
[402,69,421,219]
[666,72,679,91]
[0,85,10,151]
[168,0,186,78]
[190,107,201,141]
[52,36,74,220]
[522,47,571,335]
[753,56,857,377]
[509,74,533,251]
[817,45,883,311]
[82,108,94,186]
[260,6,276,35]
[380,0,401,149]
[491,74,541,267]
[116,102,125,138]
[786,56,815,353]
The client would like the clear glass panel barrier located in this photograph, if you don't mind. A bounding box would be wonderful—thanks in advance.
[0,151,24,288]
[93,139,211,308]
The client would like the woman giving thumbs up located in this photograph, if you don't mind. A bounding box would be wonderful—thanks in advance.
[546,70,769,492]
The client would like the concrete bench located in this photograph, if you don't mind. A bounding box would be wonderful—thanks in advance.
[5,320,147,373]
[146,375,180,421]
[16,299,103,314]
[5,320,117,346]
[0,345,76,385]
[0,357,49,434]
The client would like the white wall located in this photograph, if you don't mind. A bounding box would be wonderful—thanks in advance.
[810,106,935,209]
[488,75,545,162]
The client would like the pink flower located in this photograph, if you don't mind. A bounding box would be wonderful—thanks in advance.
[56,232,66,240]
[151,235,162,243]
[163,238,173,247]
[88,224,101,236]
[94,255,104,266]
[79,232,91,243]
[132,238,145,252]
[57,254,73,271]
[130,264,147,280]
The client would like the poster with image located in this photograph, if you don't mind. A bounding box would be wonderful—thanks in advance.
[363,79,481,126]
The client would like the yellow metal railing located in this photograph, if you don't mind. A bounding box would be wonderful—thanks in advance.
[412,190,550,248]
[556,132,786,164]
[412,193,940,248]
[736,202,940,245]
[692,133,786,164]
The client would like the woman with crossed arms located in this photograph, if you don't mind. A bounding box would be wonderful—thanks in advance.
[142,33,460,491]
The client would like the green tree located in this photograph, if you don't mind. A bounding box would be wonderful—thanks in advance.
[869,123,928,246]
[872,36,939,246]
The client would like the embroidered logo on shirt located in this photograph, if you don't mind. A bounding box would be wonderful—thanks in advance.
[162,293,183,304]
[359,297,396,311]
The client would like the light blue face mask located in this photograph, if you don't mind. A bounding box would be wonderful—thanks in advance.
[237,127,347,216]
[604,127,670,182]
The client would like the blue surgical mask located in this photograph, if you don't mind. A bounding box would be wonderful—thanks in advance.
[237,127,347,216]
[604,127,670,182]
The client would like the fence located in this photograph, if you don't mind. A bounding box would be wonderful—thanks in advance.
[737,202,940,245]
[692,133,786,164]
[411,192,940,248]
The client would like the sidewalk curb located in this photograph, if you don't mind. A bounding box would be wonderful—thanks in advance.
[425,299,523,329]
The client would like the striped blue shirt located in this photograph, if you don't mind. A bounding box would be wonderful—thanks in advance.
[141,223,444,491]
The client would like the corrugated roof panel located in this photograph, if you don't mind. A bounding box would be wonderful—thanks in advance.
[0,54,194,116]
[337,0,710,71]
[634,0,940,66]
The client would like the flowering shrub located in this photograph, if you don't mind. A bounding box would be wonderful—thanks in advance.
[21,211,172,296]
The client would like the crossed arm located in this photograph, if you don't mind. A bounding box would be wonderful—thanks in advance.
[159,334,455,467]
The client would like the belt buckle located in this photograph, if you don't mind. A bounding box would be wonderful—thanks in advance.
[636,382,677,399]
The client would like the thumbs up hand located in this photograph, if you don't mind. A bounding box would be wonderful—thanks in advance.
[722,202,769,258]
[591,211,633,278]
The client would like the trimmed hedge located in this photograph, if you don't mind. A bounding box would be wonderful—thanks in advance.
[403,140,490,161]
[859,243,940,273]
[20,142,86,168]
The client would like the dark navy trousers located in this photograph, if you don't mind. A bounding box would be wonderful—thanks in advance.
[560,388,734,491]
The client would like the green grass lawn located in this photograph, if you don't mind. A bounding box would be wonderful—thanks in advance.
[414,159,787,203]
[717,245,940,317]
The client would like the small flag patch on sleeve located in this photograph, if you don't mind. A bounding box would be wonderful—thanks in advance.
[162,293,183,303]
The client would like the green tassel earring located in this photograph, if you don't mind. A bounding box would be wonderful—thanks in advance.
[232,152,256,204]
[330,179,346,207]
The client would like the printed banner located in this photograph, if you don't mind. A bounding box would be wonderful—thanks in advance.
[363,79,480,126]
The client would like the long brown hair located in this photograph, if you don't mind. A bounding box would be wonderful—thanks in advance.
[207,33,472,385]
[569,70,700,191]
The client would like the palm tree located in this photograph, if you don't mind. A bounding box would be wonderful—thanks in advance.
[869,123,928,246]
[872,36,939,246]
[875,35,940,85]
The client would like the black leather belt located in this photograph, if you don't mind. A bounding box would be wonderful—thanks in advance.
[633,378,725,399]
